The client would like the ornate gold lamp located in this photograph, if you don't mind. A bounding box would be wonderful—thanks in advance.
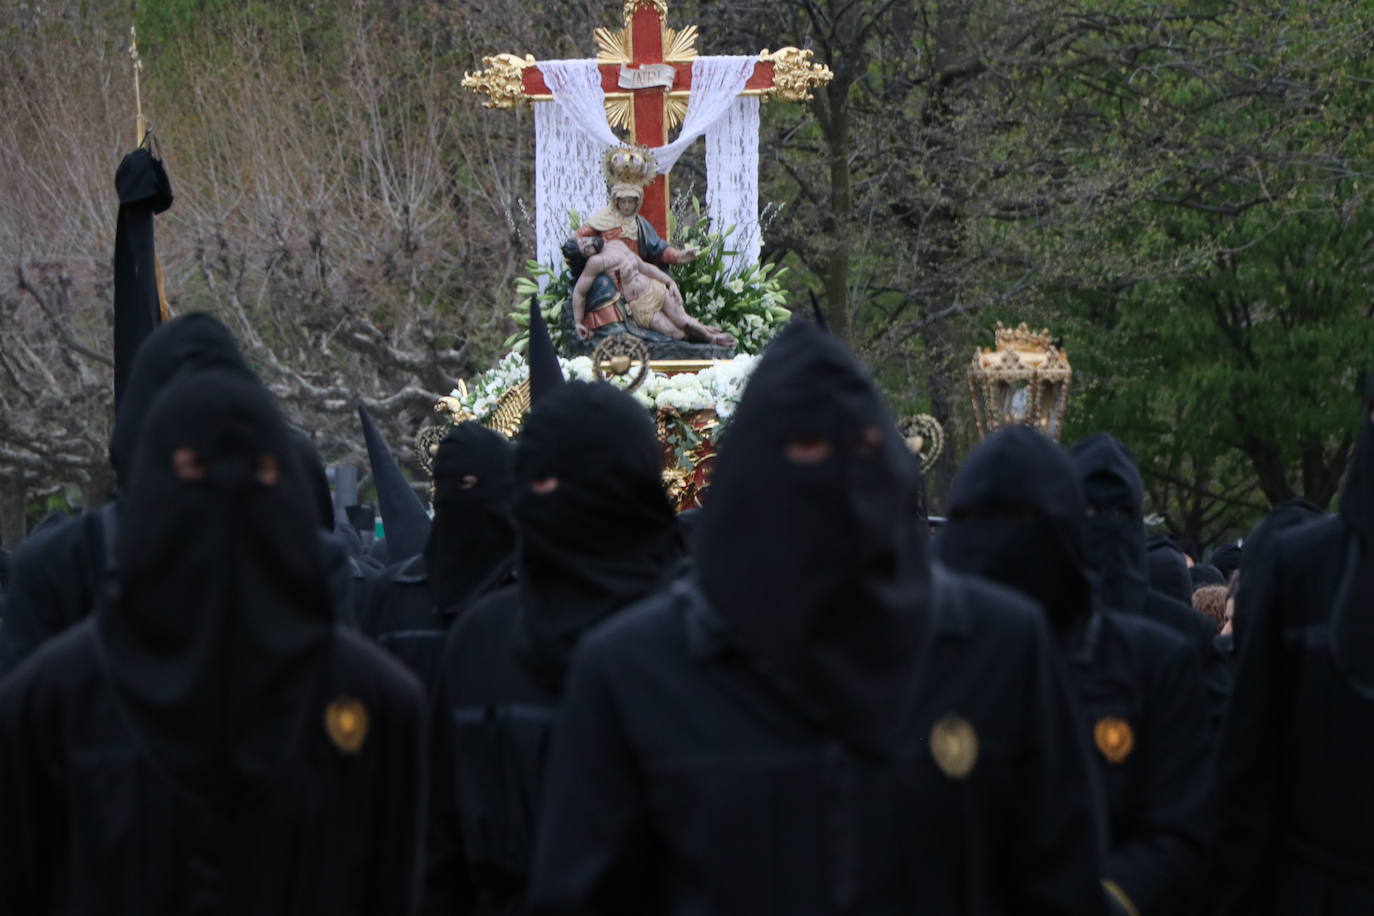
[967,323,1072,441]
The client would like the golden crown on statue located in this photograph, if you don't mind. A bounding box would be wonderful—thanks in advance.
[602,145,659,188]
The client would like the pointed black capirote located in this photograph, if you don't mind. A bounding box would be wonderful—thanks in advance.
[358,404,431,563]
[527,293,565,404]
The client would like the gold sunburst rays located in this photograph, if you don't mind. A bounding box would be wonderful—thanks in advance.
[595,23,696,63]
[596,27,630,63]
[605,96,634,131]
[664,25,698,61]
[665,94,688,130]
[602,94,688,132]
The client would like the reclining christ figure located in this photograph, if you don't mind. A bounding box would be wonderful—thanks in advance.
[566,235,735,347]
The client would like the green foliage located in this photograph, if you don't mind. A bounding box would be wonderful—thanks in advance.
[136,0,347,53]
[1015,0,1374,542]
[670,200,793,352]
[507,261,572,352]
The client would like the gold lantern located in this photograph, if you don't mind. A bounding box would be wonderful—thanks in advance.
[967,323,1072,441]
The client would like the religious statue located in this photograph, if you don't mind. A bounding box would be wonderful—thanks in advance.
[574,181,698,267]
[565,235,735,346]
[557,146,737,358]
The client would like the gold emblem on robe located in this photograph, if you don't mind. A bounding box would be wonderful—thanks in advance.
[325,697,369,755]
[1094,716,1134,764]
[930,714,978,780]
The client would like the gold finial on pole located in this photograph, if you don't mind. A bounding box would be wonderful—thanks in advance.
[129,25,148,146]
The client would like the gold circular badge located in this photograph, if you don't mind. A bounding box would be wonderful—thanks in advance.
[930,714,979,780]
[1094,716,1134,764]
[325,697,369,755]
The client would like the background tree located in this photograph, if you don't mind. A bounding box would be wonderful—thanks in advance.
[1,0,1369,553]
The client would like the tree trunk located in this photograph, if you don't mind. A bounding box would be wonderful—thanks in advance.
[820,78,853,341]
[925,332,958,513]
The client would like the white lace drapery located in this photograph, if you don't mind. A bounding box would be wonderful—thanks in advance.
[706,95,761,275]
[532,56,762,283]
[654,55,756,172]
[533,93,609,288]
[537,59,622,148]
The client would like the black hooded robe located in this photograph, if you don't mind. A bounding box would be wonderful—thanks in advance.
[944,427,1214,916]
[361,550,515,691]
[0,370,427,914]
[528,574,1112,916]
[1231,499,1326,645]
[362,423,517,693]
[0,623,426,914]
[1212,406,1374,914]
[0,315,247,678]
[528,324,1110,916]
[1061,612,1213,915]
[1069,434,1232,734]
[425,382,680,915]
[1145,538,1194,607]
[288,426,376,627]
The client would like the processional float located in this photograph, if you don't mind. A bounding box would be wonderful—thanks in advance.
[420,0,838,509]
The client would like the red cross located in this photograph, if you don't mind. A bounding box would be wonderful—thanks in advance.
[518,2,779,239]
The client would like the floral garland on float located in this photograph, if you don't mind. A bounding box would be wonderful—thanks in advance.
[425,351,761,509]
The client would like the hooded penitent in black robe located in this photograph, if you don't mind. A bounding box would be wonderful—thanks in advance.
[1190,564,1225,590]
[358,404,432,566]
[425,382,679,915]
[1210,543,1243,581]
[1212,397,1374,915]
[288,427,375,627]
[363,422,517,691]
[0,314,246,677]
[1069,434,1232,729]
[940,426,1213,916]
[1231,498,1325,642]
[527,324,1108,916]
[0,370,426,914]
[1145,537,1194,606]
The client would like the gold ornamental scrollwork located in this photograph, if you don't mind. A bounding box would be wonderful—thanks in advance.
[484,380,532,439]
[623,0,669,25]
[898,414,946,474]
[430,379,530,442]
[414,424,449,477]
[761,47,834,102]
[592,335,652,393]
[461,53,537,109]
[661,464,693,505]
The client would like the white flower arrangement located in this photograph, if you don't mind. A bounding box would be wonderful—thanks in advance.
[449,353,761,428]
